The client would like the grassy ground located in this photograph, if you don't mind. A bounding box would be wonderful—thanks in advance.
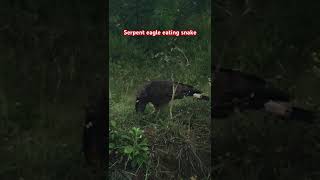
[109,95,211,179]
[109,41,211,179]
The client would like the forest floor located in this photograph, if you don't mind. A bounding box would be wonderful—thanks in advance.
[109,55,211,179]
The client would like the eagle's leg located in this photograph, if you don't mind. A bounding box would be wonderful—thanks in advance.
[153,103,170,119]
[152,104,161,113]
[152,104,161,119]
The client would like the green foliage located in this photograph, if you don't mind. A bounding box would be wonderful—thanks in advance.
[122,127,149,168]
[109,0,211,53]
[109,93,211,179]
[109,121,150,169]
[109,0,211,178]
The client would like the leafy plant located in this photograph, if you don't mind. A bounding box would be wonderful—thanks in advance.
[109,121,150,169]
[122,127,149,168]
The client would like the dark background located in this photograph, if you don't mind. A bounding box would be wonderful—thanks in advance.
[0,1,107,179]
[213,0,320,179]
[2,0,320,179]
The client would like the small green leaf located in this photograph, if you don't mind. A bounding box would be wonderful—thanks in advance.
[110,120,116,127]
[124,146,134,154]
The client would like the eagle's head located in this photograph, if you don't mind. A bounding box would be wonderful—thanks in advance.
[135,90,148,113]
[178,83,202,97]
[135,98,147,113]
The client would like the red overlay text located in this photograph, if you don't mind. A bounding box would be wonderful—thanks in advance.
[123,29,197,37]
